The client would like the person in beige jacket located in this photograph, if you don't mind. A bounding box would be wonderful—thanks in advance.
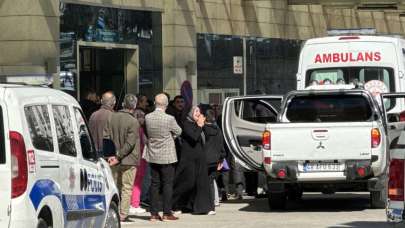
[104,93,140,222]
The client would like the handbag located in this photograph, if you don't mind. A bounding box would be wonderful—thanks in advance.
[221,159,230,171]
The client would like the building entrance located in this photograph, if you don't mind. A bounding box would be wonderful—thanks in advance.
[76,41,139,105]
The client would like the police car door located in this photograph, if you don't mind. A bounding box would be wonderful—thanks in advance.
[222,95,283,171]
[50,104,82,227]
[0,102,10,227]
[72,107,106,227]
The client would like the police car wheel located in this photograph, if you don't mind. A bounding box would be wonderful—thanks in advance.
[37,218,50,228]
[105,201,120,228]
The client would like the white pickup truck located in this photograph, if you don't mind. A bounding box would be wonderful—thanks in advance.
[222,86,392,210]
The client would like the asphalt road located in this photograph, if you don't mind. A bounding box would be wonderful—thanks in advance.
[122,193,405,228]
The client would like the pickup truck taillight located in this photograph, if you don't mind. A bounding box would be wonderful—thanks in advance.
[371,128,381,148]
[10,131,28,198]
[262,130,271,150]
[388,159,404,201]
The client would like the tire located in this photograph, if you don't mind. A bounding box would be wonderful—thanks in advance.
[105,201,121,228]
[370,190,386,209]
[37,218,49,228]
[268,192,287,210]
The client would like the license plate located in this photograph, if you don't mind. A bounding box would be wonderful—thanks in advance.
[303,162,341,172]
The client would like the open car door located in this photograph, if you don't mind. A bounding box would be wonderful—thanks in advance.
[381,93,405,222]
[222,95,283,171]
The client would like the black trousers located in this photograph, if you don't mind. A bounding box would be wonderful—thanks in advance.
[150,163,175,215]
[208,166,217,211]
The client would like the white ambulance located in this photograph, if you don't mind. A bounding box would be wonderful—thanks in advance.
[0,84,120,228]
[296,33,405,114]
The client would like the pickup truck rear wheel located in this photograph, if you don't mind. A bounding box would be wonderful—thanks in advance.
[268,192,286,210]
[370,190,386,209]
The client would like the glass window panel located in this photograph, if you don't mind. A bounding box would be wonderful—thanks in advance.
[52,105,76,157]
[74,108,97,161]
[24,105,54,152]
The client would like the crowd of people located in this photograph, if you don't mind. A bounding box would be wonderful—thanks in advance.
[80,89,260,223]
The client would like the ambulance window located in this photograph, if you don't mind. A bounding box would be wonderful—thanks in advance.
[52,105,76,157]
[24,105,54,152]
[309,69,344,84]
[359,68,391,86]
[0,107,5,163]
[73,108,97,161]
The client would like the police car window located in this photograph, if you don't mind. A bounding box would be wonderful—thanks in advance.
[240,100,278,123]
[24,105,54,152]
[52,105,76,157]
[73,108,97,161]
[0,106,5,163]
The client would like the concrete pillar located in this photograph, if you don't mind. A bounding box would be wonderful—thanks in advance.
[0,0,59,81]
[162,0,197,101]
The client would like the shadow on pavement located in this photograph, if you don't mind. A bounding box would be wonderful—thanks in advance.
[128,214,151,221]
[329,221,403,228]
[231,193,377,213]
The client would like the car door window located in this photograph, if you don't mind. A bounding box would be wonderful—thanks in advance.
[24,105,54,152]
[238,100,278,123]
[73,108,97,161]
[52,105,76,157]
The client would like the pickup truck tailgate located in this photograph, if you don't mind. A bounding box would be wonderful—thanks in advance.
[270,122,374,161]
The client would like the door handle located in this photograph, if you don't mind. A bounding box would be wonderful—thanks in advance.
[83,169,88,191]
[80,169,84,191]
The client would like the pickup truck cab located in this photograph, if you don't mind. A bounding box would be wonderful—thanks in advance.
[222,86,388,210]
[0,84,120,228]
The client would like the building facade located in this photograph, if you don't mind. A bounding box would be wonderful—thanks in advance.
[2,0,405,104]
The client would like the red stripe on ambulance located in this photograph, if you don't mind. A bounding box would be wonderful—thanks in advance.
[314,52,381,63]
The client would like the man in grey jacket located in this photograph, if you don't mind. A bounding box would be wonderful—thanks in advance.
[89,91,116,154]
[104,94,140,222]
[143,93,182,221]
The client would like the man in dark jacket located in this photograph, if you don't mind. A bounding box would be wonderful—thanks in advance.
[103,94,140,222]
[166,95,187,128]
[80,89,99,121]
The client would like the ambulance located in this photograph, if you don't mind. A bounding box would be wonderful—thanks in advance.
[296,31,405,114]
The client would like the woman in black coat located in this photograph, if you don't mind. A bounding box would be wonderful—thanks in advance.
[202,108,226,213]
[172,105,211,214]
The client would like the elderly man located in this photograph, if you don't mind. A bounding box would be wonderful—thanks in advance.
[89,91,116,155]
[143,93,182,221]
[104,94,141,222]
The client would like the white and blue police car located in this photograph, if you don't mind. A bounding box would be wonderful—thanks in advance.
[0,84,120,228]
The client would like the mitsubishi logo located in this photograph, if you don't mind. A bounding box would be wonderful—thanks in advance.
[316,141,325,149]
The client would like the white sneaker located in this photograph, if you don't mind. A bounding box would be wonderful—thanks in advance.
[172,210,182,215]
[207,211,216,215]
[129,206,146,215]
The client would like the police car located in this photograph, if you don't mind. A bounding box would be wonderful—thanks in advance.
[0,84,120,228]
